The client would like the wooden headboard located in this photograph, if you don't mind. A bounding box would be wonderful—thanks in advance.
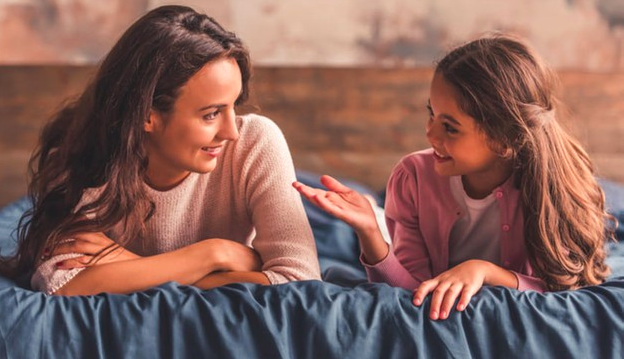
[1,66,623,207]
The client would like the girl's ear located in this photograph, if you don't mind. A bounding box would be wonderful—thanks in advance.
[144,110,159,133]
[491,140,513,159]
[499,146,513,159]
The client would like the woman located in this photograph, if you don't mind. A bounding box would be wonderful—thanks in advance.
[0,5,321,295]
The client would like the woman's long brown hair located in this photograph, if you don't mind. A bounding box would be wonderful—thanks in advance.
[436,34,613,291]
[0,5,251,279]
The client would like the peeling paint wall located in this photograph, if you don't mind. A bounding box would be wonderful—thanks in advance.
[1,0,624,71]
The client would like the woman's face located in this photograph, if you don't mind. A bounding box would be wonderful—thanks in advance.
[144,57,242,190]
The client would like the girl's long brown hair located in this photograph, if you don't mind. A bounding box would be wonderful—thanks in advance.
[436,34,612,291]
[0,5,251,279]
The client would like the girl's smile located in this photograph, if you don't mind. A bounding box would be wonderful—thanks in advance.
[432,149,452,162]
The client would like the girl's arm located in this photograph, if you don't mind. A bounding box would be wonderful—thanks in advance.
[295,162,432,290]
[293,175,390,265]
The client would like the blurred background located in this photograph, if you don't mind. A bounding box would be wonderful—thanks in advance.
[1,0,624,207]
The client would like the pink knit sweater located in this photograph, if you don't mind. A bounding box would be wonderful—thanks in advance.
[32,114,322,294]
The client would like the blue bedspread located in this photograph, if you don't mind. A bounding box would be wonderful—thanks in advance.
[1,176,624,358]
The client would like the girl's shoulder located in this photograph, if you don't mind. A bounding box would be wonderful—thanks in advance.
[393,148,436,177]
[388,148,447,193]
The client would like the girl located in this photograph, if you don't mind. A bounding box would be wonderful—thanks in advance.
[294,34,612,320]
[0,5,321,295]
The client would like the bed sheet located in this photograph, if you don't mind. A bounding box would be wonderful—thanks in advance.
[1,175,623,358]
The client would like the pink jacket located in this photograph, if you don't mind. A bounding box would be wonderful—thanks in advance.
[363,148,546,292]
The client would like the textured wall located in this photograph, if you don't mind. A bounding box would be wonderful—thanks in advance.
[1,66,623,207]
[1,0,624,207]
[1,0,624,71]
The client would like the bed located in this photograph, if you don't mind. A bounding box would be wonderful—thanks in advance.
[1,172,623,358]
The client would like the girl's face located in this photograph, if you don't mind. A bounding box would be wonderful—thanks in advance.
[144,57,242,190]
[426,72,512,197]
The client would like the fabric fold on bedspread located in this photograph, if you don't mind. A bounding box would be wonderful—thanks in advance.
[2,178,624,358]
[1,279,624,358]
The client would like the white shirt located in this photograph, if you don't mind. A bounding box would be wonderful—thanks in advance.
[448,175,501,268]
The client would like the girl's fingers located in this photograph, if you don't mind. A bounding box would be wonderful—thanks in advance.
[320,175,352,193]
[456,285,479,311]
[429,282,452,320]
[321,191,346,210]
[314,193,348,219]
[413,279,438,306]
[439,283,463,319]
[292,182,324,199]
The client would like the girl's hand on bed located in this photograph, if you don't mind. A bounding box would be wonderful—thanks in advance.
[412,259,489,320]
[51,232,141,269]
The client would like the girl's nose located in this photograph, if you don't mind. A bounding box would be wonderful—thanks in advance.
[426,120,442,146]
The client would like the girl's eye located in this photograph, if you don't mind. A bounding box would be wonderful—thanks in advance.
[203,110,220,121]
[444,123,458,134]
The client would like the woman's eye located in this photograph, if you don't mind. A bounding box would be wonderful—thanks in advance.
[203,110,220,121]
[444,123,458,134]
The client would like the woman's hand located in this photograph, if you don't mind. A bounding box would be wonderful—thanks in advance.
[205,238,263,273]
[49,232,141,269]
[412,260,492,320]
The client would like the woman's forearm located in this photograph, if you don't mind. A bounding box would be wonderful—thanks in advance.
[54,241,216,296]
[193,271,270,289]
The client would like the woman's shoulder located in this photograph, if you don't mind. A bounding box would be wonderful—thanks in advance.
[233,114,290,160]
[236,113,284,139]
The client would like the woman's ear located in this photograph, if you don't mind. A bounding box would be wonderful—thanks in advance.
[144,110,159,133]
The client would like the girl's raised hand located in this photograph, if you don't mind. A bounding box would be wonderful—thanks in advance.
[48,232,141,269]
[412,259,490,320]
[292,175,378,234]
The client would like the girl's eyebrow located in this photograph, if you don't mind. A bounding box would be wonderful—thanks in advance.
[427,99,462,126]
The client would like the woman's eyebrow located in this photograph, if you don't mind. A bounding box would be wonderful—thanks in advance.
[198,103,227,112]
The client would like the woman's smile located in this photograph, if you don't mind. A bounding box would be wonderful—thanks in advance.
[201,146,223,157]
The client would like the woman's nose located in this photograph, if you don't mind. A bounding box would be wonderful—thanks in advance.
[218,109,239,141]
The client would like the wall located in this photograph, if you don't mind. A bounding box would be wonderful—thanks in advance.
[1,0,623,207]
[2,66,623,208]
[1,0,623,70]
